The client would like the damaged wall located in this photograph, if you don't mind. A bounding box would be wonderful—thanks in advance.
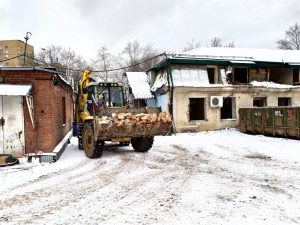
[269,68,293,84]
[173,86,300,132]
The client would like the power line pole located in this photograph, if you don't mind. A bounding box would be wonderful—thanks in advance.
[23,32,32,66]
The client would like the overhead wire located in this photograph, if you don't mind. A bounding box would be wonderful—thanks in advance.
[0,53,166,73]
[0,55,24,63]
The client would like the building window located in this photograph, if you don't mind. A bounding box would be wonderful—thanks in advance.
[293,69,299,84]
[207,68,215,84]
[234,68,248,84]
[278,97,291,106]
[221,97,236,119]
[62,97,66,125]
[189,98,205,120]
[253,97,267,107]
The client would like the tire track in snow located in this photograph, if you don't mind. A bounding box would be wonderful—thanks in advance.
[0,144,194,225]
[0,157,91,195]
[62,144,200,225]
[0,156,124,224]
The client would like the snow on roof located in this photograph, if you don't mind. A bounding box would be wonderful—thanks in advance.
[181,47,300,63]
[250,81,296,89]
[0,84,32,96]
[125,72,153,99]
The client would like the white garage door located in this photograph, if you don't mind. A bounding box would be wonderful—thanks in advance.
[0,96,25,156]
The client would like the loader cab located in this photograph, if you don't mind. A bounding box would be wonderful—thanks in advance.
[87,82,126,109]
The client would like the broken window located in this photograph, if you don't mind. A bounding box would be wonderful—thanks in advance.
[249,67,268,82]
[234,68,248,84]
[253,97,267,107]
[278,97,291,106]
[293,69,299,84]
[207,68,215,84]
[221,97,236,119]
[189,98,205,120]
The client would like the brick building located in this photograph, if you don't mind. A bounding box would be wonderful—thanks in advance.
[0,67,73,157]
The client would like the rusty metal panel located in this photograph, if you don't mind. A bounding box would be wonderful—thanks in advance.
[252,108,262,125]
[274,108,285,127]
[252,108,263,133]
[245,109,253,132]
[238,109,246,132]
[286,108,297,127]
[262,108,273,126]
[239,107,300,139]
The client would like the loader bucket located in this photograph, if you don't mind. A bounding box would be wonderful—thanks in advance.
[93,107,172,140]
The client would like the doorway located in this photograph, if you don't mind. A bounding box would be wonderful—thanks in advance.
[0,96,25,156]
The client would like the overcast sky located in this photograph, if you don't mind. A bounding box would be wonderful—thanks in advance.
[1,0,299,60]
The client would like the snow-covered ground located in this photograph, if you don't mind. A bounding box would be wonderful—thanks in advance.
[0,129,299,225]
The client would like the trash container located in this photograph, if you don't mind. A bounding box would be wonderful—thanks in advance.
[239,107,300,139]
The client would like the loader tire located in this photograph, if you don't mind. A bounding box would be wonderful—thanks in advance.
[78,123,83,150]
[131,136,154,152]
[83,122,103,158]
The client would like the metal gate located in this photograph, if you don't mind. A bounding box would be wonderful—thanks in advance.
[0,96,25,156]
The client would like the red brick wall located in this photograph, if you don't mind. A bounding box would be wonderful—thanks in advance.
[51,83,73,149]
[0,69,73,153]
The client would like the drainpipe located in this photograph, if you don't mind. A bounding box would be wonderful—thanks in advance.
[166,58,175,132]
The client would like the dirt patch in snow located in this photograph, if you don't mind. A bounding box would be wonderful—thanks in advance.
[245,153,272,160]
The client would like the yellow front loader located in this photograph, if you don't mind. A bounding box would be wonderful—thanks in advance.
[75,70,172,158]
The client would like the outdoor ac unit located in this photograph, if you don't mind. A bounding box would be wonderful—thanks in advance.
[210,96,223,107]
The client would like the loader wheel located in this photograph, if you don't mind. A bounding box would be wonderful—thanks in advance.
[78,123,83,150]
[131,136,154,152]
[83,122,103,158]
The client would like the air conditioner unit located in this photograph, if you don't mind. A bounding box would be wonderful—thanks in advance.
[210,96,223,107]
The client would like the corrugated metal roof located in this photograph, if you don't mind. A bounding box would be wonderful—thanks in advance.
[125,72,153,99]
[0,84,32,96]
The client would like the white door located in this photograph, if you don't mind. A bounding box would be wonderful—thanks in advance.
[0,96,25,156]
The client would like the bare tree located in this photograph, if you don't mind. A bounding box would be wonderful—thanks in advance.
[210,37,223,47]
[210,37,235,48]
[36,45,88,89]
[38,45,63,64]
[122,40,159,72]
[140,44,160,71]
[277,23,300,50]
[93,46,113,81]
[122,40,143,71]
[224,41,235,48]
[183,38,201,51]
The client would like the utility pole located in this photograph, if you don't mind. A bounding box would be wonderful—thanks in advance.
[23,32,32,66]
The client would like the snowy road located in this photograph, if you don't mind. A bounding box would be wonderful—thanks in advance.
[0,129,300,225]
